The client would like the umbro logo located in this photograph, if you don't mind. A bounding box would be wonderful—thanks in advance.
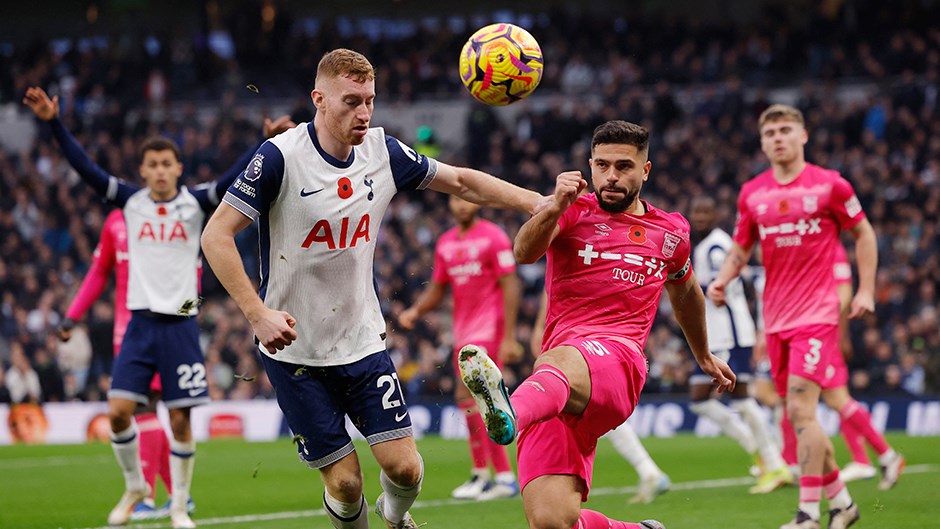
[300,188,324,197]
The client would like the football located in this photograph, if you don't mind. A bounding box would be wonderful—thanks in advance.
[459,23,544,106]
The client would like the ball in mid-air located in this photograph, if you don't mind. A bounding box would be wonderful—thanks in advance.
[459,23,543,106]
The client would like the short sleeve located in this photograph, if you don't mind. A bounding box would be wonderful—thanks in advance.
[666,228,693,284]
[386,135,438,191]
[221,141,285,221]
[731,189,758,250]
[829,175,866,230]
[490,227,516,276]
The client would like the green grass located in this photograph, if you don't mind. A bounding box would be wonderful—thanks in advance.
[0,434,935,529]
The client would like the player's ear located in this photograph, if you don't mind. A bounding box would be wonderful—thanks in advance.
[311,88,323,109]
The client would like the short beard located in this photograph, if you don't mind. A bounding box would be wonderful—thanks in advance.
[595,188,639,213]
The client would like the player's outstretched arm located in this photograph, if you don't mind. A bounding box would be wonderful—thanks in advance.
[514,171,584,264]
[201,203,297,354]
[397,281,447,331]
[497,272,523,364]
[706,241,753,307]
[23,86,136,203]
[666,271,736,393]
[427,162,548,215]
[847,218,877,319]
[59,218,119,340]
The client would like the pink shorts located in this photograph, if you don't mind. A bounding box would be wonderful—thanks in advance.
[517,336,647,502]
[766,324,847,397]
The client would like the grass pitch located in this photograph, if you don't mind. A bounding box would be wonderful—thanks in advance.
[0,434,935,529]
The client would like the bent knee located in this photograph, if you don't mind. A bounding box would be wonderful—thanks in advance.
[383,458,422,488]
[325,474,364,502]
[527,508,579,529]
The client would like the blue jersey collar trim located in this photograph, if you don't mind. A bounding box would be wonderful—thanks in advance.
[307,122,355,169]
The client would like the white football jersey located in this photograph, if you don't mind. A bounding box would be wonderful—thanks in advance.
[694,228,756,351]
[120,188,205,315]
[223,123,438,366]
[49,117,250,316]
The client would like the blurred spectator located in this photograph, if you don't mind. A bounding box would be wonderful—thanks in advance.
[6,343,41,403]
[0,365,12,404]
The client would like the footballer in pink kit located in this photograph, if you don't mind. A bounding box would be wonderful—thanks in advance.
[776,242,904,485]
[399,195,521,500]
[708,105,900,529]
[460,120,735,529]
[58,209,177,520]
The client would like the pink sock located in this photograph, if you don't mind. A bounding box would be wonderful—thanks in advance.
[459,400,490,470]
[158,424,172,494]
[838,405,870,464]
[487,438,513,474]
[575,509,647,529]
[137,413,163,498]
[799,475,823,503]
[840,400,890,456]
[823,470,845,499]
[511,365,570,431]
[781,408,798,466]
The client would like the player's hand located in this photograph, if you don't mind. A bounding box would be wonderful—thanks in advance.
[847,290,874,319]
[498,337,524,364]
[698,353,736,393]
[249,307,298,354]
[56,317,76,342]
[553,171,586,212]
[397,307,419,330]
[706,280,728,307]
[23,87,59,121]
[263,114,296,139]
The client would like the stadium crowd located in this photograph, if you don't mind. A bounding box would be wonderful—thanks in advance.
[0,3,937,405]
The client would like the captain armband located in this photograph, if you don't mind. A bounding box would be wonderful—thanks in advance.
[667,258,691,282]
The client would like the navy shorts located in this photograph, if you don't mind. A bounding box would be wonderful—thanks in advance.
[690,345,754,385]
[109,311,210,409]
[261,350,413,469]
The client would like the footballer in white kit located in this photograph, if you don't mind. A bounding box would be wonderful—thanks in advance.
[222,122,435,466]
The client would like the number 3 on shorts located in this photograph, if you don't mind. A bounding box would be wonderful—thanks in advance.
[804,338,822,366]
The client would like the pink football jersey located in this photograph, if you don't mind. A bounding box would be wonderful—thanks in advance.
[66,209,131,353]
[432,219,516,346]
[733,163,865,333]
[542,194,693,353]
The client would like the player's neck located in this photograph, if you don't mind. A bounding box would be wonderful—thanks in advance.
[313,120,353,162]
[149,188,178,202]
[771,159,806,185]
[626,198,646,216]
[458,218,478,233]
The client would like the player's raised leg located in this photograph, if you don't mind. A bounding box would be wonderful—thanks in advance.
[458,344,522,445]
